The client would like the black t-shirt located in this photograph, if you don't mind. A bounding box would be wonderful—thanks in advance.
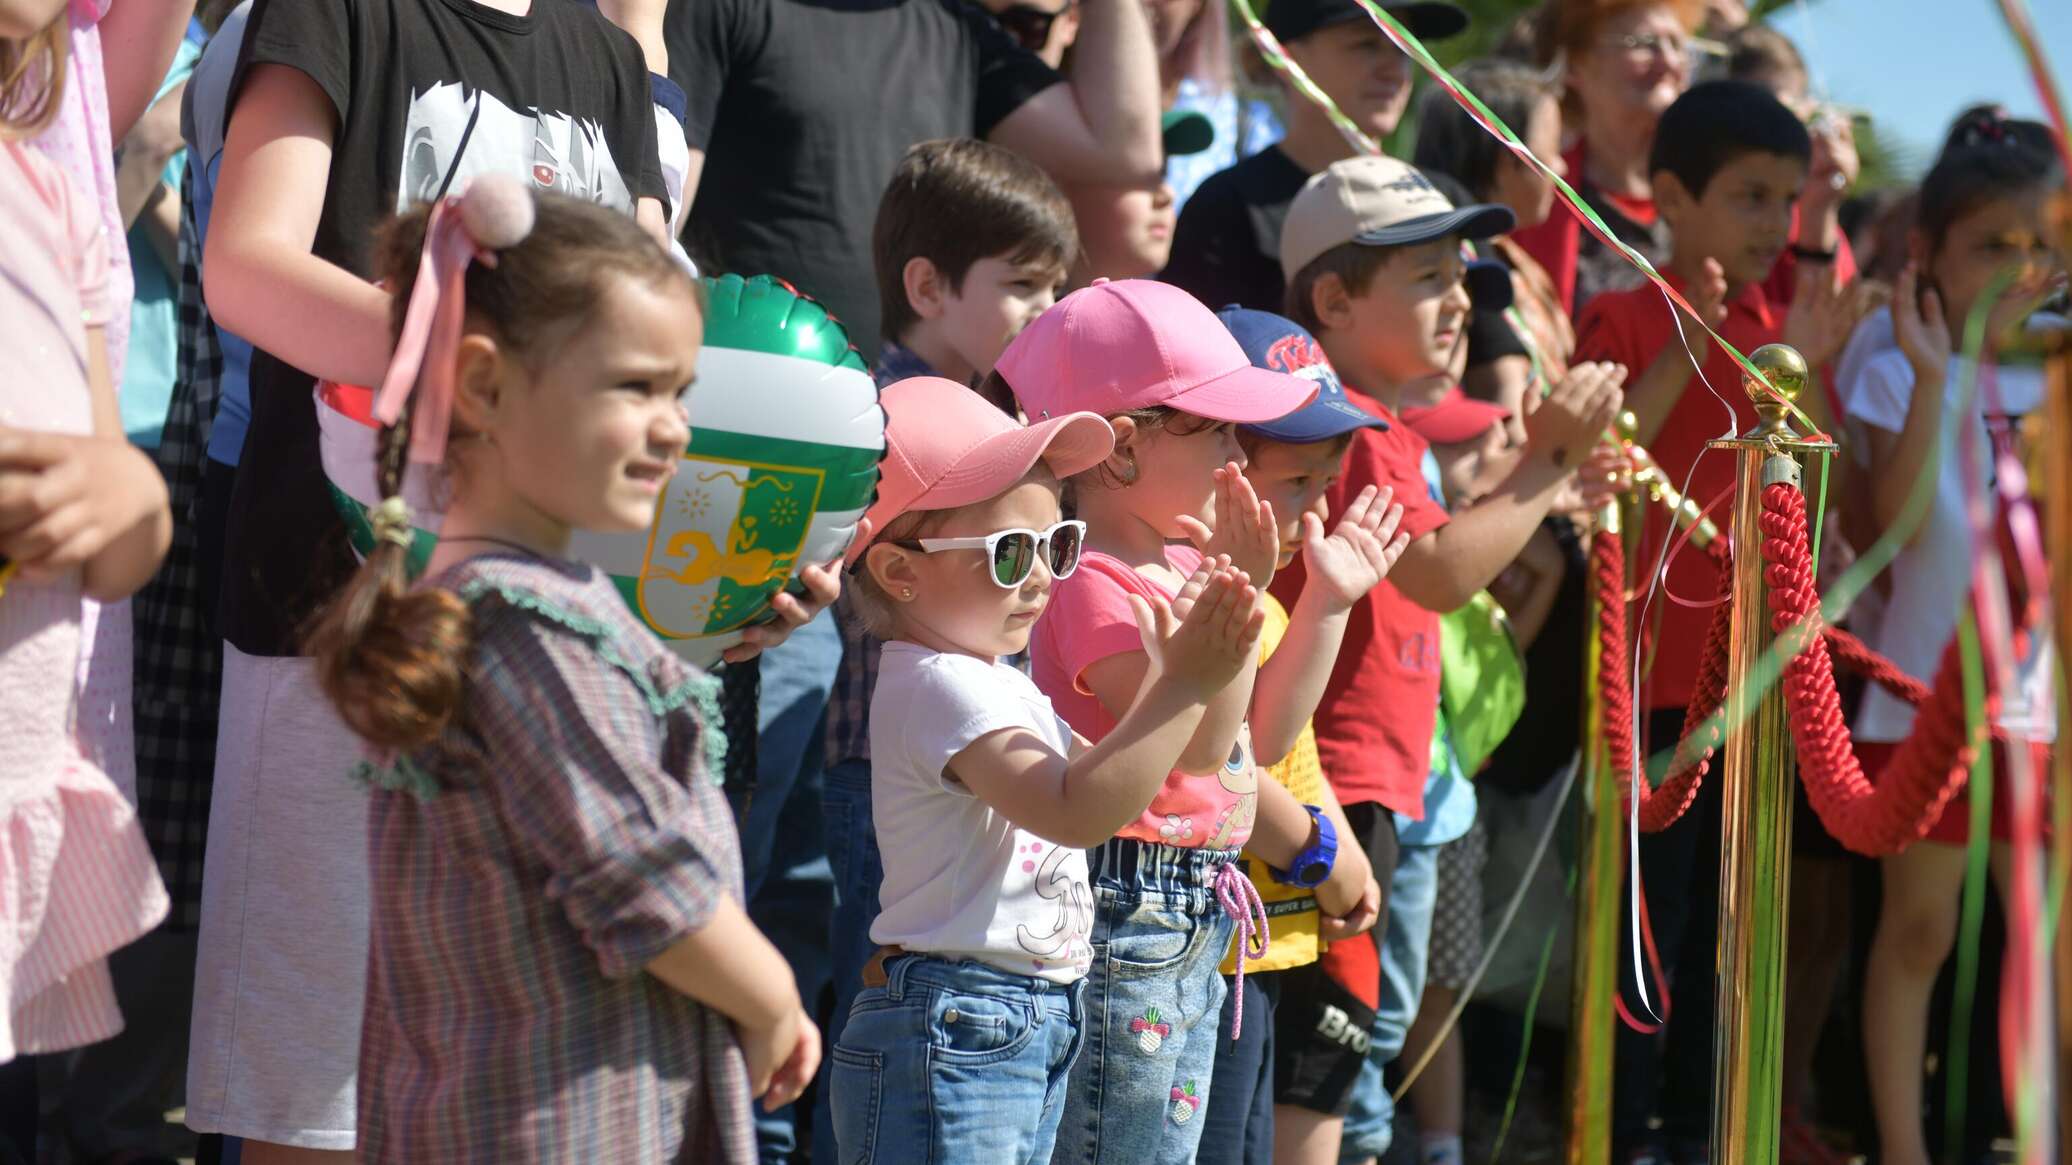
[669,0,1060,348]
[221,0,664,656]
[1160,144,1307,314]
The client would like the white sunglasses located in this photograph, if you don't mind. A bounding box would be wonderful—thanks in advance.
[895,520,1087,589]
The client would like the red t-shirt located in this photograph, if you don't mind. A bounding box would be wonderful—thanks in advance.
[1575,276,1780,710]
[1267,390,1451,817]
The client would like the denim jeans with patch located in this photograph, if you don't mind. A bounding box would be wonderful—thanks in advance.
[1048,839,1239,1165]
[830,954,1084,1165]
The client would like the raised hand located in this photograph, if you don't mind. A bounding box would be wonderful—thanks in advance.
[1300,485,1409,611]
[1174,462,1280,585]
[1890,265,1951,383]
[1526,362,1627,472]
[1684,258,1729,329]
[1783,263,1870,368]
[1130,561,1263,699]
[1551,441,1635,517]
[1803,109,1859,209]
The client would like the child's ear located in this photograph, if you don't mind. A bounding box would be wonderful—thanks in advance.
[902,256,949,321]
[1906,227,1932,273]
[1100,414,1141,481]
[1312,272,1357,332]
[864,541,922,600]
[1653,170,1695,222]
[451,333,509,433]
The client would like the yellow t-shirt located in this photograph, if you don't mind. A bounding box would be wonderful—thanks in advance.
[1220,592,1328,974]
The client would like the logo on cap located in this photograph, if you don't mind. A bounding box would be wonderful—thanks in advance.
[1381,169,1446,205]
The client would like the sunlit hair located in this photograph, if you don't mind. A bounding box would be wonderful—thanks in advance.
[0,13,67,141]
[305,193,696,755]
[1917,112,2061,257]
[850,463,1061,638]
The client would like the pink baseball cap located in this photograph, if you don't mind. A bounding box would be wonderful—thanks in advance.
[847,377,1115,564]
[1400,387,1510,445]
[994,279,1320,425]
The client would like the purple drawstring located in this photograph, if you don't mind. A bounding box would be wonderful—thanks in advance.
[1213,861,1271,1039]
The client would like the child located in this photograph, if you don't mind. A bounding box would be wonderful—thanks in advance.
[1570,80,1865,1163]
[1065,110,1213,284]
[1206,306,1411,1165]
[871,137,1079,386]
[834,374,1261,1162]
[1272,154,1625,1165]
[188,0,679,1154]
[814,135,1081,1156]
[0,0,173,1065]
[304,180,812,1163]
[995,278,1384,1165]
[1837,115,2063,1165]
[1161,0,1469,314]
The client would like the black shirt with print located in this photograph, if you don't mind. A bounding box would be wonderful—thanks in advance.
[218,0,664,657]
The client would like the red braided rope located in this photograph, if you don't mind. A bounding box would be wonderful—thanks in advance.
[1591,528,1726,832]
[1758,483,1984,856]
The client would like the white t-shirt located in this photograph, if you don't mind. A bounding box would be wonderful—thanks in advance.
[868,641,1096,984]
[1835,307,2054,743]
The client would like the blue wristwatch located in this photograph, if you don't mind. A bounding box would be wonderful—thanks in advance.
[1271,806,1338,889]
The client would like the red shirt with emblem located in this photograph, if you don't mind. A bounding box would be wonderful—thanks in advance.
[1574,275,1780,710]
[1269,389,1452,817]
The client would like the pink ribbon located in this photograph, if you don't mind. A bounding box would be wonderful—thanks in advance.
[1212,860,1271,1039]
[370,196,496,465]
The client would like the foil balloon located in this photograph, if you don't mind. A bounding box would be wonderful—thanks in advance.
[317,273,885,666]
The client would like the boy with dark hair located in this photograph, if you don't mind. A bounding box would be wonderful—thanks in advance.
[811,136,1080,1160]
[1571,77,1866,1165]
[1159,0,1469,314]
[1268,154,1626,1165]
[870,137,1079,382]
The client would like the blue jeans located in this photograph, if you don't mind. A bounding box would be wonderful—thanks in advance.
[1049,839,1237,1165]
[742,611,841,1164]
[1339,839,1440,1163]
[830,954,1085,1165]
[814,756,884,1160]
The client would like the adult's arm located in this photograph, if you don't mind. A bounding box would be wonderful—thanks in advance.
[597,0,668,74]
[986,0,1160,186]
[98,0,199,140]
[203,63,393,388]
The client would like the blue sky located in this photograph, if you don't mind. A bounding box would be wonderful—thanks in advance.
[1768,0,2070,176]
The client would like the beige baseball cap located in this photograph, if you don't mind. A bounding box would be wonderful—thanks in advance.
[1278,156,1515,281]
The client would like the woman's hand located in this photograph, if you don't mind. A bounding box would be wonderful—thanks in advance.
[720,517,873,664]
[1175,463,1280,586]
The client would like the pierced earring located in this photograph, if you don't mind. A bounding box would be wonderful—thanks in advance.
[901,587,915,600]
[1119,454,1139,485]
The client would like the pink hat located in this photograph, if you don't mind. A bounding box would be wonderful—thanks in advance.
[994,279,1319,425]
[847,377,1115,564]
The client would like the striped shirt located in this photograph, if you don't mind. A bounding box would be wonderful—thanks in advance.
[357,554,753,1163]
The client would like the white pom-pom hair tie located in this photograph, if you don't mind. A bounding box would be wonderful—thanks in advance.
[370,175,538,465]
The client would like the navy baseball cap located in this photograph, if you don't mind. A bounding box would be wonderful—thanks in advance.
[1216,307,1390,443]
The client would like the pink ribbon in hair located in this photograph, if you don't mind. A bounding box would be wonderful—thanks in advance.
[370,195,501,465]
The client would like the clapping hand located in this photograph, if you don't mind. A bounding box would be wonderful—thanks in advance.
[1783,264,1873,369]
[1175,462,1280,585]
[1130,556,1264,699]
[1300,485,1408,611]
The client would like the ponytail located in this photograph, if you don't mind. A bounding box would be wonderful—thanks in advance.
[305,400,473,754]
[1918,109,2061,257]
[0,14,67,141]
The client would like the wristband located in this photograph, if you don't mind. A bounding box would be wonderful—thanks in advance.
[1271,806,1338,889]
[1789,243,1837,264]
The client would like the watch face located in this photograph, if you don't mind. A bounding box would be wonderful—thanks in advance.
[1297,860,1329,886]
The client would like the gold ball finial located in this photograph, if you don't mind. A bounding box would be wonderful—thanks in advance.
[1615,409,1639,444]
[1745,343,1809,409]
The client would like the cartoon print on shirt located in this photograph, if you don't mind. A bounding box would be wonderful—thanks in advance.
[1204,726,1259,848]
[398,82,634,211]
[1014,840,1094,973]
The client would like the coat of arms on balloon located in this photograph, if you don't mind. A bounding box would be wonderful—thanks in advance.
[318,273,885,667]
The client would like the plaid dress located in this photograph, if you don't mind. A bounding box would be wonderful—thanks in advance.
[356,553,754,1163]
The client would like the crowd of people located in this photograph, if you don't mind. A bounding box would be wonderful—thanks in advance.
[0,0,2062,1163]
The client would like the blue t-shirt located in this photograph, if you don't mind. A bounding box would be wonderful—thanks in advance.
[191,3,257,466]
[1394,446,1477,847]
[120,29,207,447]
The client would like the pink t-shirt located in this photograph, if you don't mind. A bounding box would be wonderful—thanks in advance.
[1030,545,1259,850]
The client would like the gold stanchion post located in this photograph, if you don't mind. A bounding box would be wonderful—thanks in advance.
[1705,344,1834,1165]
